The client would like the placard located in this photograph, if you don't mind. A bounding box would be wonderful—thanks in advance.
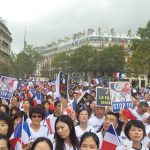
[96,88,111,106]
[109,82,132,112]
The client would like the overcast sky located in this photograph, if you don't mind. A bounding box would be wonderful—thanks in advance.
[0,0,150,53]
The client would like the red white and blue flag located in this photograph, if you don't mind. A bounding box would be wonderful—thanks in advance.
[114,72,125,79]
[101,124,120,150]
[10,119,23,149]
[33,92,42,107]
[27,90,34,98]
[10,119,31,149]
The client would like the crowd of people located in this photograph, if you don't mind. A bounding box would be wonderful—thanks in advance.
[0,80,149,150]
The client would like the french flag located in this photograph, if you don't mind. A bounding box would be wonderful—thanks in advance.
[101,124,120,150]
[27,90,34,98]
[114,72,125,79]
[10,119,23,149]
[10,119,31,149]
[122,108,137,120]
[33,92,42,107]
[45,118,53,134]
[16,92,24,100]
[22,122,31,144]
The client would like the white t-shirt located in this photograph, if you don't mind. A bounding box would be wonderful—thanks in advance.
[75,125,96,141]
[42,113,57,134]
[116,144,149,150]
[29,125,48,143]
[132,108,149,121]
[88,116,104,132]
[53,142,78,150]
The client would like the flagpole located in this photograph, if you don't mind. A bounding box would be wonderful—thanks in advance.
[21,117,24,150]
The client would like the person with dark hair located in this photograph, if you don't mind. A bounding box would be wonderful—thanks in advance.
[0,112,14,138]
[88,106,105,132]
[97,111,121,148]
[9,106,20,119]
[22,99,32,116]
[54,115,79,150]
[117,120,149,150]
[27,105,49,149]
[0,134,10,150]
[43,101,53,118]
[0,104,9,113]
[13,111,28,129]
[132,101,149,124]
[80,132,99,150]
[75,108,96,141]
[31,137,53,150]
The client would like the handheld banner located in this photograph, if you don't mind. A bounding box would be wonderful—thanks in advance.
[109,82,132,112]
[56,71,69,99]
[96,88,111,107]
[0,76,18,99]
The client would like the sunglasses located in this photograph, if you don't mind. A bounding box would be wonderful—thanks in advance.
[32,114,42,118]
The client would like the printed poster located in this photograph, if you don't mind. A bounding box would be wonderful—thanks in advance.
[0,76,18,99]
[109,81,132,112]
[96,87,111,107]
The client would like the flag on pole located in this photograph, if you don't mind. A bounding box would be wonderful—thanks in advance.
[45,118,53,134]
[122,108,137,120]
[22,122,31,144]
[33,91,42,107]
[101,124,120,150]
[10,119,23,149]
[10,119,31,149]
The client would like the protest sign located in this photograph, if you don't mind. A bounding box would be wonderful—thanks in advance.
[76,91,95,113]
[96,88,111,107]
[56,71,69,98]
[0,76,18,99]
[109,81,132,112]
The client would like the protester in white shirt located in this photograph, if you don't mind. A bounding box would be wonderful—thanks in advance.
[54,115,79,150]
[88,106,105,132]
[75,108,96,141]
[27,106,49,149]
[132,101,149,123]
[97,112,121,148]
[117,120,149,150]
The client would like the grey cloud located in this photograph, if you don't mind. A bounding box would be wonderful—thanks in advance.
[5,0,150,53]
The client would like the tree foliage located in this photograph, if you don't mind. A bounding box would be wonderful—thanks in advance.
[126,20,150,76]
[14,45,42,78]
[98,45,125,73]
[69,45,97,71]
[51,52,70,73]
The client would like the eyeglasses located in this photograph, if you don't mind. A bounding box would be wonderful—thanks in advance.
[32,114,42,118]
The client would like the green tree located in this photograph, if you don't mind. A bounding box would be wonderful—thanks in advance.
[99,45,125,74]
[14,45,42,78]
[69,45,97,80]
[126,21,150,77]
[51,52,70,73]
